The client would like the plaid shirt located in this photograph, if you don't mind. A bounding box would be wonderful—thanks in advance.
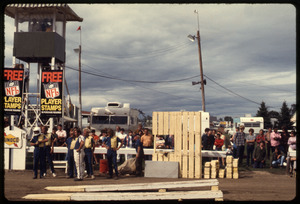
[234,131,245,146]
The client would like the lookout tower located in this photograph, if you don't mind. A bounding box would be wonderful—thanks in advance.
[5,4,83,133]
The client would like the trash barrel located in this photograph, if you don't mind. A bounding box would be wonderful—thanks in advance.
[99,159,108,173]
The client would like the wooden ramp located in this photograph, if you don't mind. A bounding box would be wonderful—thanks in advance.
[45,179,219,192]
[24,180,223,201]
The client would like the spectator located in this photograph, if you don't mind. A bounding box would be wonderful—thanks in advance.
[73,128,85,181]
[265,127,272,159]
[134,135,144,177]
[91,129,100,147]
[141,128,153,160]
[280,126,289,154]
[156,135,166,149]
[100,129,107,147]
[287,131,296,176]
[56,124,67,146]
[230,127,239,158]
[246,128,256,167]
[201,128,210,150]
[233,125,246,166]
[84,128,95,179]
[256,129,266,146]
[165,134,174,149]
[212,129,217,139]
[270,128,281,153]
[288,131,296,151]
[103,129,123,179]
[134,124,143,136]
[214,133,224,166]
[124,130,134,159]
[118,128,127,145]
[115,126,121,137]
[271,147,285,168]
[253,141,266,168]
[64,128,77,178]
[214,133,224,151]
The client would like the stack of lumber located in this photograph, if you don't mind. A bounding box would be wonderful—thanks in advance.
[204,162,211,179]
[210,160,219,179]
[226,156,233,179]
[218,169,225,178]
[233,158,239,179]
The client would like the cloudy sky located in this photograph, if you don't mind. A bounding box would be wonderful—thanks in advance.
[4,4,296,119]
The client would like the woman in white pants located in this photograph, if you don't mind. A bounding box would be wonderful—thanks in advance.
[73,128,85,181]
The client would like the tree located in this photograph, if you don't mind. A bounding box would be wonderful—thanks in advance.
[278,101,293,129]
[224,116,233,123]
[256,101,271,129]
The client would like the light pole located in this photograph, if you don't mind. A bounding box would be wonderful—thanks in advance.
[74,45,82,129]
[188,10,206,112]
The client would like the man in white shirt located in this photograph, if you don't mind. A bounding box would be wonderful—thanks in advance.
[56,124,67,146]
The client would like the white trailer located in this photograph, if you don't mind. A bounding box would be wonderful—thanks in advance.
[239,117,264,134]
[89,102,139,133]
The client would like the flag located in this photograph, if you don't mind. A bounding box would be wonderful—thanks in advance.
[77,26,81,31]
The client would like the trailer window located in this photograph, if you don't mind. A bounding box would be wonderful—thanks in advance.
[92,116,109,124]
[110,116,128,125]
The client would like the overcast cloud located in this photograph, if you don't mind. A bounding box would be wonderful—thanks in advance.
[4,4,296,118]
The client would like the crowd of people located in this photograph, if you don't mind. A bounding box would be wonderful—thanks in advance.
[29,123,296,180]
[201,126,297,175]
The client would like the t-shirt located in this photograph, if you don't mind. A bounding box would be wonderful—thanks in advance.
[288,136,296,150]
[135,139,144,155]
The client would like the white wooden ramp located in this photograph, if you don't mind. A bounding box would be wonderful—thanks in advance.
[45,179,219,192]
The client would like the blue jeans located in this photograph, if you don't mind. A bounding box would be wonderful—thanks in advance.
[246,145,254,166]
[67,150,77,177]
[33,147,46,177]
[84,148,94,175]
[107,149,118,177]
[272,156,285,167]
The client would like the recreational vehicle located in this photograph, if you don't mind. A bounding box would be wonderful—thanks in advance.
[89,102,139,133]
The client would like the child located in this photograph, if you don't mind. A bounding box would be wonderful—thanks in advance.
[271,147,285,168]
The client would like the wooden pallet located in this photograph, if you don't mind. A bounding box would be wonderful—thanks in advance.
[152,111,202,179]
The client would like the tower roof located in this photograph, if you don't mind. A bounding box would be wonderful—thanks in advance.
[5,4,83,22]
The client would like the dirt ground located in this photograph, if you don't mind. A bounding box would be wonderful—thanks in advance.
[3,167,296,202]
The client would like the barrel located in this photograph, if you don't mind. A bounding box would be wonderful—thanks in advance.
[99,159,108,173]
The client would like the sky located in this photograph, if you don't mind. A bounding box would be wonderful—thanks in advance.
[4,4,296,119]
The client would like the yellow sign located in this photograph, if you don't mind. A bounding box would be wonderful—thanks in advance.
[4,133,19,147]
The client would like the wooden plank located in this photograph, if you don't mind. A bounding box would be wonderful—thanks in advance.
[23,193,73,201]
[158,112,164,135]
[163,112,169,135]
[175,112,182,177]
[157,152,164,161]
[152,152,158,161]
[45,179,219,192]
[71,190,223,201]
[188,112,195,178]
[195,112,201,179]
[182,112,188,178]
[152,112,158,135]
[169,112,176,135]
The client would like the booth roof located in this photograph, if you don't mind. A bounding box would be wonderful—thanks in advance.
[5,4,83,22]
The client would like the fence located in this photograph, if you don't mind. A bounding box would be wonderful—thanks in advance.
[152,111,202,179]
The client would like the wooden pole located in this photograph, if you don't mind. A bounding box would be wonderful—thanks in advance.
[196,30,205,112]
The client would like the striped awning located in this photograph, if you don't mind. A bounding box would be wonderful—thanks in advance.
[5,4,83,22]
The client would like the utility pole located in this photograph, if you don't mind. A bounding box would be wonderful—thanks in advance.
[78,44,82,129]
[196,30,205,112]
[195,10,205,112]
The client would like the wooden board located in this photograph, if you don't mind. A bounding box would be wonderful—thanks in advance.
[163,112,169,135]
[158,112,164,135]
[188,112,195,178]
[194,112,201,178]
[45,179,220,192]
[182,112,188,178]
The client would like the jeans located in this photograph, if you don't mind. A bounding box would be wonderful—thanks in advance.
[236,146,245,166]
[84,148,94,175]
[33,147,46,177]
[45,146,55,173]
[272,156,285,167]
[67,150,77,177]
[246,145,254,166]
[107,149,118,177]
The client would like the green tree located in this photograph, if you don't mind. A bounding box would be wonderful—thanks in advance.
[278,101,293,129]
[224,116,233,123]
[256,101,271,128]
